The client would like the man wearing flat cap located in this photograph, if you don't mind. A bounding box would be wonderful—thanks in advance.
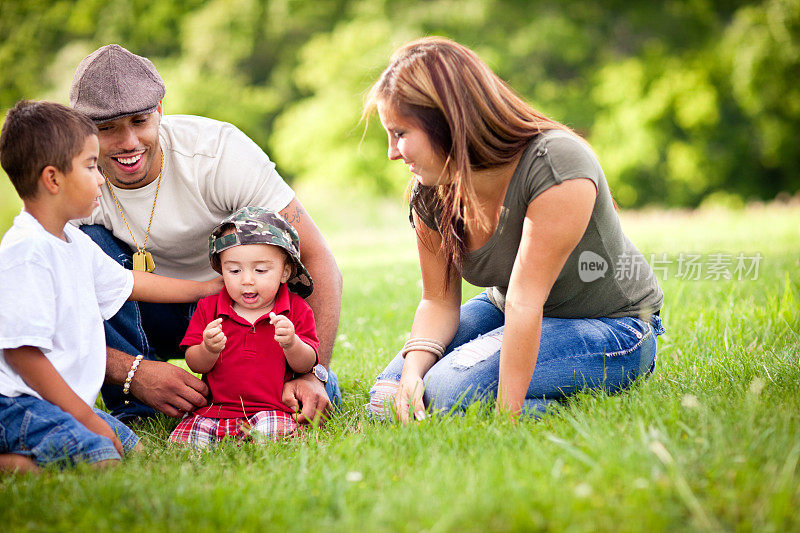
[70,44,342,424]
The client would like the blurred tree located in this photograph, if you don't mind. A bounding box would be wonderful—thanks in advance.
[1,0,798,206]
[723,0,800,197]
[271,16,410,195]
[163,0,352,148]
[0,0,203,107]
[0,0,85,107]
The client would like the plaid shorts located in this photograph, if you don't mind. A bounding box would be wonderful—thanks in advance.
[169,410,297,448]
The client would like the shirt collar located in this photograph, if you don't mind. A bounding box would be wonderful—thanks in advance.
[215,283,292,324]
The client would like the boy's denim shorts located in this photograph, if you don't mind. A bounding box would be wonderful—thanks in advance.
[0,394,139,467]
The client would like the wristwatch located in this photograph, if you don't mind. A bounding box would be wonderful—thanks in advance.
[311,364,328,384]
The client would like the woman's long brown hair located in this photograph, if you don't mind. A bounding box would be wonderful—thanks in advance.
[364,37,577,285]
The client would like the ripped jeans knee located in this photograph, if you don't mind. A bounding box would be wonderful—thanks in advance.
[367,378,400,420]
[422,330,504,413]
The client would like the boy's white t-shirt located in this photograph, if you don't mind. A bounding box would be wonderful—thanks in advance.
[0,211,134,406]
[77,115,296,281]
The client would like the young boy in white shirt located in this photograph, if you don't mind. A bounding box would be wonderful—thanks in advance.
[0,100,222,472]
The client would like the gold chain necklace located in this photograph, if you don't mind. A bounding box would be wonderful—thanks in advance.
[102,152,164,272]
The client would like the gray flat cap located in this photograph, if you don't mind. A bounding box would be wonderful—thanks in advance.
[70,44,166,123]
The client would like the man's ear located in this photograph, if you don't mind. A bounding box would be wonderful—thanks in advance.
[39,166,61,195]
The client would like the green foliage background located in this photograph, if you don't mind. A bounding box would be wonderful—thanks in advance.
[1,0,799,209]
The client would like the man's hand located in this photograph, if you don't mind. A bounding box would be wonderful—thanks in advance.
[281,373,331,425]
[129,359,208,418]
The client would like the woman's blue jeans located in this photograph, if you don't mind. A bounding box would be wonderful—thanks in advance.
[370,291,665,417]
[81,225,341,421]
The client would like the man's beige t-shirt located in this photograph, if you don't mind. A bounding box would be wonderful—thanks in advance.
[78,115,295,281]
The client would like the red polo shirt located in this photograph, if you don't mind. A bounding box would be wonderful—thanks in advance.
[181,283,319,418]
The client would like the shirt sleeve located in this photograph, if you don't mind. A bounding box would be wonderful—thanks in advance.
[206,123,296,214]
[86,234,134,320]
[290,296,319,358]
[525,134,601,204]
[0,261,55,353]
[181,297,212,349]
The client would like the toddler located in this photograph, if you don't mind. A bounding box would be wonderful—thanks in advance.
[169,206,318,447]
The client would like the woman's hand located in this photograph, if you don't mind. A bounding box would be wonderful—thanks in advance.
[395,347,441,424]
[394,363,429,424]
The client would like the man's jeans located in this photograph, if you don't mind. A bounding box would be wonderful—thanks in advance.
[370,291,665,417]
[81,225,341,421]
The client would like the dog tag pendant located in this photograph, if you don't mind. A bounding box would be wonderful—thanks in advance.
[132,251,146,271]
[132,251,155,272]
[144,251,155,272]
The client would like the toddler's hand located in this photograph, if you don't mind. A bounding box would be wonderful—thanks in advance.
[269,312,296,349]
[203,318,226,353]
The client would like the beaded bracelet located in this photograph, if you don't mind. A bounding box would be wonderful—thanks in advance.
[400,338,446,360]
[122,354,144,405]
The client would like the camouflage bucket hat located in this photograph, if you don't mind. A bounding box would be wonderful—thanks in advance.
[209,207,313,298]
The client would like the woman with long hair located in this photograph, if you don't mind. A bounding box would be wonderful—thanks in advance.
[365,37,664,420]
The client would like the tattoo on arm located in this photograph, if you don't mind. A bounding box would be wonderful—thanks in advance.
[282,205,304,225]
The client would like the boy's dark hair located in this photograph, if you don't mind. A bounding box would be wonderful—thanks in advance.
[0,100,98,200]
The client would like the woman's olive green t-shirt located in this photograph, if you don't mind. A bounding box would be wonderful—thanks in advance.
[411,130,663,319]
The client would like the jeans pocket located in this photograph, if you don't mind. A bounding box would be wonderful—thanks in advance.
[30,425,79,464]
[21,407,81,465]
[595,317,649,357]
[590,317,658,386]
[616,317,659,375]
[619,317,647,339]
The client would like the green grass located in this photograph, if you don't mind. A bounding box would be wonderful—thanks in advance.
[0,172,22,234]
[2,188,799,532]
